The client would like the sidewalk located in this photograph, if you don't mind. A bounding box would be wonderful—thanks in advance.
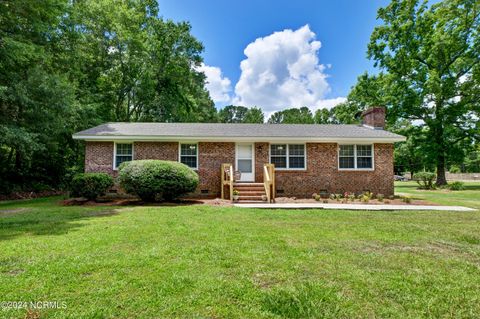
[234,203,475,211]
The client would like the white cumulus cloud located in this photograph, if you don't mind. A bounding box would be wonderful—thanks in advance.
[196,63,232,103]
[233,25,344,111]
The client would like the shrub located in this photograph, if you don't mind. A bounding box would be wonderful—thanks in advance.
[118,160,199,202]
[312,193,318,199]
[402,195,412,204]
[314,194,321,201]
[449,165,461,173]
[414,171,436,189]
[70,173,113,201]
[447,181,465,191]
[376,194,384,202]
[359,191,373,203]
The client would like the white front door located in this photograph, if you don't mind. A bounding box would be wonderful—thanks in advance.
[236,143,254,182]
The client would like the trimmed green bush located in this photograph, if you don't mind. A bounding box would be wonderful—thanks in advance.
[118,160,199,202]
[70,173,114,200]
[414,171,436,189]
[447,181,465,191]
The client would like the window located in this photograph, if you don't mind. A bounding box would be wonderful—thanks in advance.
[338,145,373,170]
[115,143,133,169]
[339,145,355,169]
[270,144,287,168]
[180,143,198,169]
[270,144,305,169]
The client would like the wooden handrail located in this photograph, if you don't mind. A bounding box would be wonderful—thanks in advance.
[220,163,234,200]
[263,163,275,203]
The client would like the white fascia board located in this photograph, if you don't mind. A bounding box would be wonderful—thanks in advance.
[72,135,406,143]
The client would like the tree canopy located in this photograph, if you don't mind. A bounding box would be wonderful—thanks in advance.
[0,0,216,193]
[218,105,264,123]
[365,0,480,184]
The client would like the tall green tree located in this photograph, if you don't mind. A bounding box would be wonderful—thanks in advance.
[267,107,314,124]
[218,105,264,123]
[314,108,332,124]
[0,0,217,193]
[60,0,216,123]
[0,0,76,190]
[367,0,480,185]
[314,102,362,124]
[243,107,265,123]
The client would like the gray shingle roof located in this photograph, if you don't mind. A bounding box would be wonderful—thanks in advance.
[73,122,405,142]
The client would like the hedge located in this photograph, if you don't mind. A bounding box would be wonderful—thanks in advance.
[118,160,199,202]
[70,173,114,200]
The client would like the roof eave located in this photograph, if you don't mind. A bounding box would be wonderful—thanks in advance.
[72,134,406,143]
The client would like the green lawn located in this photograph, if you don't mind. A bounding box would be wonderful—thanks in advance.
[395,181,480,209]
[1,194,480,318]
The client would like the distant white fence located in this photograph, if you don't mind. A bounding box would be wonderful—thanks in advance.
[445,173,480,181]
[404,173,480,181]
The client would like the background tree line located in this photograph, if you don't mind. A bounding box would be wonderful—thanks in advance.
[0,0,479,194]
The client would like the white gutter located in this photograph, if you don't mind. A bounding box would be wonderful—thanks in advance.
[72,135,406,143]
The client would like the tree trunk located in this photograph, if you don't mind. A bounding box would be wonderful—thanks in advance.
[436,153,447,186]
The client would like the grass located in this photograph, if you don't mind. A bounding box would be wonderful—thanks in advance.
[0,194,479,318]
[395,181,480,210]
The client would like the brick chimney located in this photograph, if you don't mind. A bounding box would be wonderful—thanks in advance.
[361,106,385,129]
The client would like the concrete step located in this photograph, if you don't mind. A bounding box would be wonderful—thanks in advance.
[238,195,266,201]
[234,183,264,187]
[235,200,267,204]
[234,185,265,190]
[238,191,265,196]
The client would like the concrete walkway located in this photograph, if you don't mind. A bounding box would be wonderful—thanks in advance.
[234,203,476,211]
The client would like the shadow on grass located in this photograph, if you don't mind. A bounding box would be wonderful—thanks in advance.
[62,197,205,207]
[0,202,119,241]
[462,184,480,191]
[0,197,208,242]
[396,182,480,191]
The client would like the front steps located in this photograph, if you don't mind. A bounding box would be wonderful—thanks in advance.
[233,182,267,202]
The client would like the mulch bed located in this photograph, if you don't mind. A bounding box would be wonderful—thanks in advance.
[273,196,438,206]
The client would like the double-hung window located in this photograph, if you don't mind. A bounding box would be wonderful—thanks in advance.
[114,143,133,169]
[338,144,373,170]
[270,144,305,169]
[180,143,198,169]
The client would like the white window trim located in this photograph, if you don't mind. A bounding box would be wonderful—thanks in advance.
[113,142,134,170]
[269,143,307,171]
[179,142,199,170]
[338,144,375,171]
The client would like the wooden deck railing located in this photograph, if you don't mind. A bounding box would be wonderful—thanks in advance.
[263,163,275,203]
[220,163,234,200]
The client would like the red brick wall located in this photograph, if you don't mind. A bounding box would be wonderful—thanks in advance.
[134,142,178,161]
[85,142,115,175]
[84,141,394,198]
[198,142,235,196]
[273,143,394,197]
[254,142,269,183]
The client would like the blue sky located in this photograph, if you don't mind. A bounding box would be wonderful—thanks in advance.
[157,0,390,112]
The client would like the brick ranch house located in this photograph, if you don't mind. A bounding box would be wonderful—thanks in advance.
[73,107,405,200]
